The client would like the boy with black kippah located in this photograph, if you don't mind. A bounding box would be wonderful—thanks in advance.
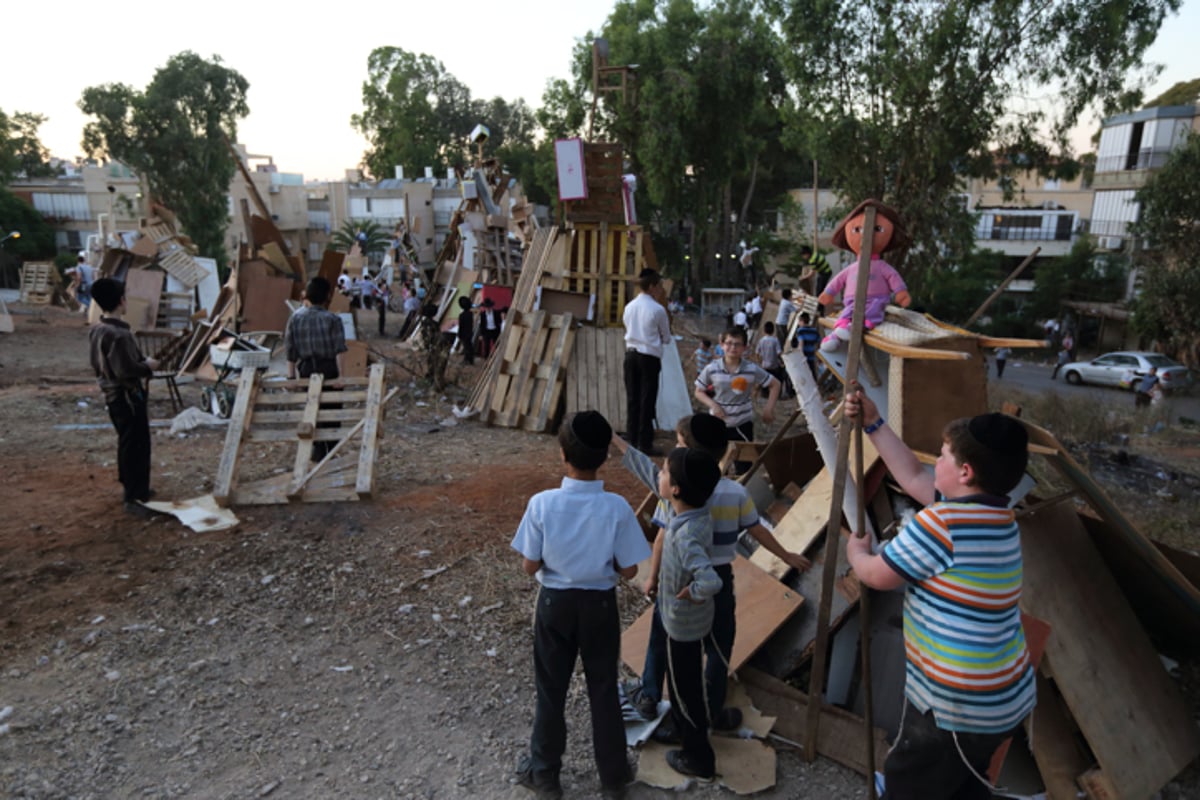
[88,277,159,513]
[655,446,722,779]
[511,411,651,800]
[844,388,1035,800]
[615,413,810,733]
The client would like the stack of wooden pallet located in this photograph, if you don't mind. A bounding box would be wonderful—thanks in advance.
[19,263,55,305]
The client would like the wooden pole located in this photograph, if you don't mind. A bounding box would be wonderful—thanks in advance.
[812,160,819,251]
[963,247,1041,329]
[855,423,877,798]
[804,205,877,761]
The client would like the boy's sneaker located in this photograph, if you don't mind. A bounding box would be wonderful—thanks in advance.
[666,749,715,781]
[515,756,563,800]
[712,707,743,732]
[650,715,681,744]
[620,679,658,720]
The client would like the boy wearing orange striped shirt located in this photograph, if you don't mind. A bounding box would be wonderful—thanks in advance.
[844,388,1034,800]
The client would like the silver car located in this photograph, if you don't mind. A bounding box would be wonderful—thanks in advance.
[1061,351,1194,393]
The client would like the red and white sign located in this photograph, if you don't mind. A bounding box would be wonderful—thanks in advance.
[554,138,588,201]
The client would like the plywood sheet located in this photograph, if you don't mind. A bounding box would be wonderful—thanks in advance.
[622,556,804,677]
[123,268,165,331]
[1019,501,1200,799]
[751,468,832,578]
[240,265,294,333]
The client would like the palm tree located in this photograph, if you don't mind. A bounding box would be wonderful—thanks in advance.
[328,219,390,255]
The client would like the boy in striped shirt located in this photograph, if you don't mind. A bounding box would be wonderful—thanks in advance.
[844,389,1035,800]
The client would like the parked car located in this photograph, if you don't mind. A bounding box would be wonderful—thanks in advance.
[1061,351,1194,393]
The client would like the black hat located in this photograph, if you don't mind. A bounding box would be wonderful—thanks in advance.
[570,410,612,451]
[688,414,728,453]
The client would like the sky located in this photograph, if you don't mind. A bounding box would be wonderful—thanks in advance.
[4,0,1198,183]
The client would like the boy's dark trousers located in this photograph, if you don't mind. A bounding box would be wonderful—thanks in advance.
[882,702,1014,800]
[530,586,629,789]
[640,564,735,719]
[623,350,661,452]
[665,635,715,774]
[107,387,151,502]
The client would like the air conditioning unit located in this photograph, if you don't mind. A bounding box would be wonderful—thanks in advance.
[1097,236,1122,250]
[268,185,281,194]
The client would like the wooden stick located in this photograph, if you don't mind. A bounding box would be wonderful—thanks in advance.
[855,422,877,799]
[738,407,804,485]
[963,247,1040,329]
[805,205,877,761]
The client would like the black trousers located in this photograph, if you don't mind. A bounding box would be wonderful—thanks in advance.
[623,350,661,451]
[666,635,715,774]
[376,297,387,335]
[107,388,151,502]
[298,357,340,461]
[530,587,628,788]
[883,702,1016,800]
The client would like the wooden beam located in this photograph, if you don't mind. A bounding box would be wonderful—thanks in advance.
[213,368,261,507]
[963,247,1040,328]
[355,363,387,497]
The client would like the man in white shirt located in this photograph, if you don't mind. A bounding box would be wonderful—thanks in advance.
[623,269,672,455]
[775,289,797,342]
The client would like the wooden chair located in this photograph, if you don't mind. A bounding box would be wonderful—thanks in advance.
[135,329,189,413]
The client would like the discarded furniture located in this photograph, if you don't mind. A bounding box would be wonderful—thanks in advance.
[135,329,190,413]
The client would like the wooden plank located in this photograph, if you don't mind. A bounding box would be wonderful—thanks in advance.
[1019,501,1200,799]
[740,666,888,776]
[1027,672,1092,800]
[247,427,355,443]
[253,390,369,406]
[1077,768,1120,800]
[252,407,370,425]
[123,268,165,331]
[750,468,833,577]
[528,313,574,432]
[355,364,386,497]
[291,374,324,485]
[213,368,261,507]
[498,311,546,427]
[622,556,803,677]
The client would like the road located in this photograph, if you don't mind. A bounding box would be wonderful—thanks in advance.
[989,356,1200,423]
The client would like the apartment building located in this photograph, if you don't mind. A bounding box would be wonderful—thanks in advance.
[1090,103,1199,251]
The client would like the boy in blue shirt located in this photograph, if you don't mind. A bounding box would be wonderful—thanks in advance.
[512,411,652,799]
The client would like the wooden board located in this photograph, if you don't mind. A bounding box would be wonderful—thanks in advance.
[123,268,165,331]
[740,666,888,776]
[888,336,987,455]
[751,468,833,578]
[239,262,293,333]
[158,246,208,288]
[1019,501,1200,799]
[565,325,627,432]
[622,556,803,677]
[1027,672,1093,800]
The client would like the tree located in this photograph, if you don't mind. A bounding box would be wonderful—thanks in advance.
[565,0,803,290]
[766,0,1181,294]
[1129,132,1200,364]
[0,188,56,287]
[79,52,250,271]
[0,109,55,181]
[328,219,391,256]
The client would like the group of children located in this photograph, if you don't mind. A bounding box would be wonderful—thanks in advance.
[511,408,811,797]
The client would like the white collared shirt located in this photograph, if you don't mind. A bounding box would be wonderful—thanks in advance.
[623,292,671,359]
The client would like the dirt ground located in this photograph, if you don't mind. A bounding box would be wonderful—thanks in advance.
[1,305,1197,799]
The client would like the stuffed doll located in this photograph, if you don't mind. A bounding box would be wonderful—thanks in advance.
[818,199,912,351]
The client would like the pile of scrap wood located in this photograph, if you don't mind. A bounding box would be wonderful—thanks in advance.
[18,262,67,307]
[615,317,1200,797]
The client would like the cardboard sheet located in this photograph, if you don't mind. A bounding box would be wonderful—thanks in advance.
[636,737,776,794]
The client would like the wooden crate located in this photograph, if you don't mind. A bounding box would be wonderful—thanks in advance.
[19,263,55,304]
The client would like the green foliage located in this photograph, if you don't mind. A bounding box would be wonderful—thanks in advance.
[921,249,1008,325]
[1130,133,1200,364]
[79,52,249,272]
[328,219,391,255]
[1028,238,1128,323]
[768,0,1179,292]
[1144,78,1200,108]
[0,110,55,181]
[0,187,57,286]
[353,47,546,201]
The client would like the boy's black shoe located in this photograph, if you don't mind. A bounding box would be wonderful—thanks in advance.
[515,756,563,800]
[666,749,715,781]
[123,502,157,519]
[651,715,681,744]
[712,707,743,732]
[600,764,635,799]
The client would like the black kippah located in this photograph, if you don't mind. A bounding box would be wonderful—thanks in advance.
[682,449,721,498]
[968,413,1028,457]
[688,414,728,451]
[570,411,612,451]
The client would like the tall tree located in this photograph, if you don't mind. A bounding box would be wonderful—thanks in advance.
[1129,132,1200,364]
[766,0,1181,293]
[0,109,55,181]
[569,0,798,290]
[328,219,391,256]
[79,52,249,270]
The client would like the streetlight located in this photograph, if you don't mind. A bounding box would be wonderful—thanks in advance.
[0,231,19,244]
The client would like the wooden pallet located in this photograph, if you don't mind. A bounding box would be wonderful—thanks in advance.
[563,223,647,327]
[19,263,54,304]
[564,325,627,431]
[158,246,208,288]
[482,310,576,432]
[213,364,395,506]
[144,222,176,243]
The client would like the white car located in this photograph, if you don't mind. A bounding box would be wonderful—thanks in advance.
[1061,351,1193,394]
